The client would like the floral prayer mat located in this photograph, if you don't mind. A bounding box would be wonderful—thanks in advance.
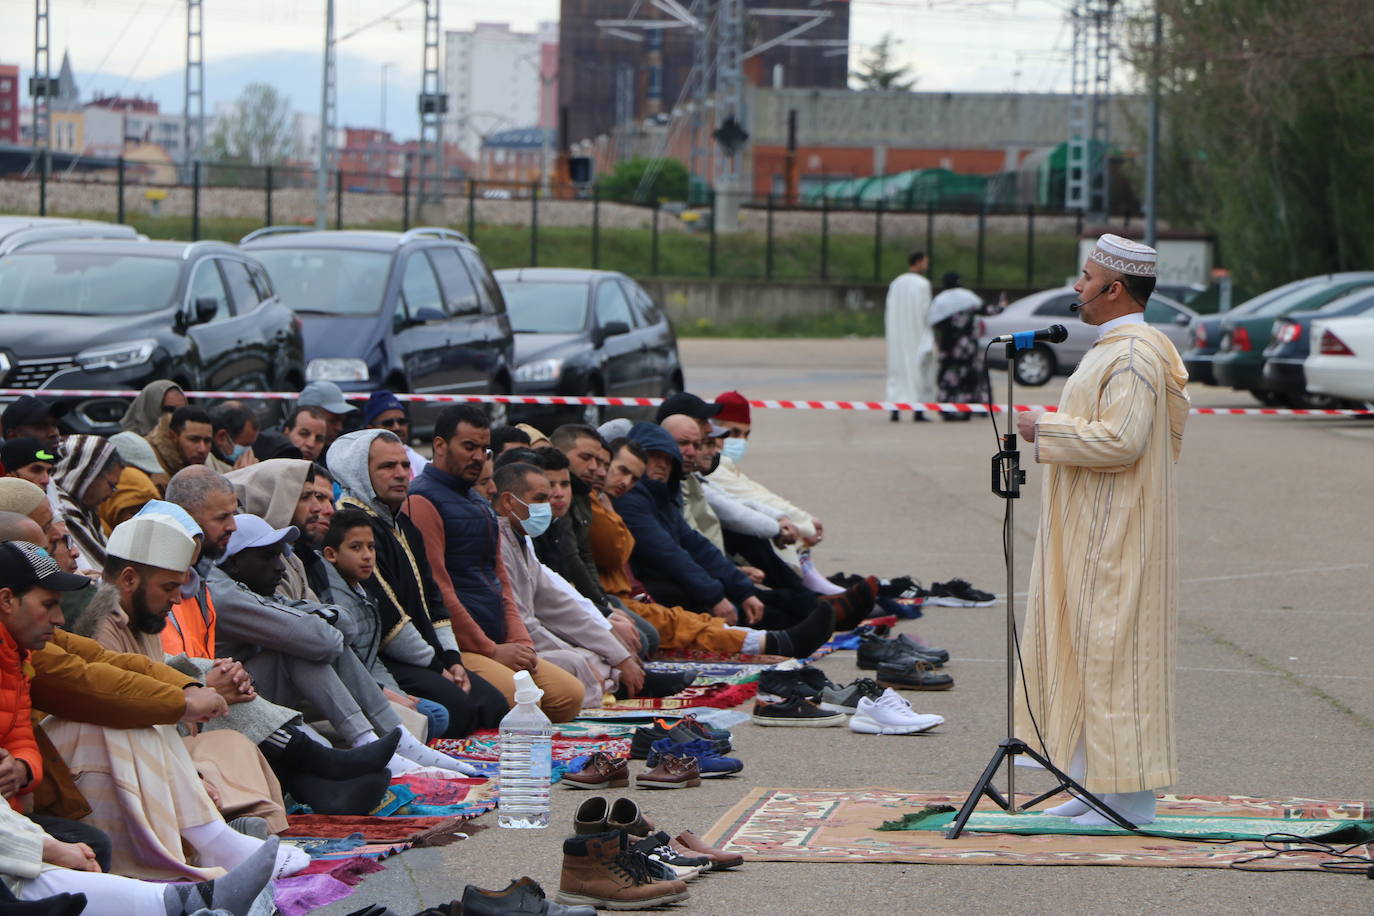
[701,788,1374,871]
[596,680,759,710]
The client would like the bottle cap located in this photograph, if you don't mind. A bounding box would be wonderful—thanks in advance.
[512,669,544,705]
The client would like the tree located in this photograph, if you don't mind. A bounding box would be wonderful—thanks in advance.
[1133,0,1374,290]
[205,83,297,167]
[596,156,689,204]
[851,33,916,91]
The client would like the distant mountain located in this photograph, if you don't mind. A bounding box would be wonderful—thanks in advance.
[58,50,421,139]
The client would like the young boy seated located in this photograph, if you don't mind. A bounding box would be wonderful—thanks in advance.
[319,510,467,739]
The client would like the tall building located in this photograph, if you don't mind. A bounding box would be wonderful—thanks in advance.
[557,0,850,147]
[0,64,20,144]
[444,21,558,159]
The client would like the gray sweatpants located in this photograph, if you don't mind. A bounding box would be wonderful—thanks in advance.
[241,644,401,744]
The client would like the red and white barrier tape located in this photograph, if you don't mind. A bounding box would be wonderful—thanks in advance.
[1,388,1370,417]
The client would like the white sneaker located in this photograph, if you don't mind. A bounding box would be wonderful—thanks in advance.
[848,689,944,735]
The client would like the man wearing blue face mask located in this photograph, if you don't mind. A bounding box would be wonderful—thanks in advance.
[398,407,583,722]
[206,403,260,474]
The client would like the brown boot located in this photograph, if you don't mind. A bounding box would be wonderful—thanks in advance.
[607,797,655,837]
[562,753,630,790]
[556,830,690,910]
[573,796,610,835]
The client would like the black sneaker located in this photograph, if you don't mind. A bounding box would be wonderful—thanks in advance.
[750,696,847,727]
[876,659,955,691]
[630,720,730,759]
[878,576,929,601]
[816,677,884,713]
[758,667,837,701]
[856,634,944,670]
[927,578,996,607]
[895,633,950,665]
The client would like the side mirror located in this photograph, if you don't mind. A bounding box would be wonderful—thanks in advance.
[602,320,631,338]
[1174,313,1191,326]
[192,296,219,325]
[412,306,446,324]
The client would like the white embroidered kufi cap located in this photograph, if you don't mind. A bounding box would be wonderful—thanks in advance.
[107,513,197,573]
[1088,233,1157,277]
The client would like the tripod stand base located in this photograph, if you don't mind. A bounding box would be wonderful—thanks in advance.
[944,738,1138,839]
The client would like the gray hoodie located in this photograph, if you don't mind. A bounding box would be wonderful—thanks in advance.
[325,429,393,520]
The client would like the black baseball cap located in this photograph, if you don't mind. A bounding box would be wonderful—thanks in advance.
[0,541,92,592]
[0,438,57,472]
[1,396,68,432]
[655,392,722,424]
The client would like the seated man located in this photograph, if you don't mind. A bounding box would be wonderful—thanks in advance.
[52,436,123,569]
[211,512,473,775]
[1,438,57,491]
[614,422,855,633]
[587,438,833,659]
[206,403,260,474]
[490,425,532,456]
[490,459,648,705]
[89,506,393,816]
[224,458,330,601]
[390,407,582,723]
[325,425,511,736]
[1,396,65,453]
[283,406,329,463]
[147,406,214,478]
[297,381,357,451]
[4,539,310,881]
[364,390,428,478]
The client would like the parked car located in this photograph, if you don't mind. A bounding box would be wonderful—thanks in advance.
[0,238,304,434]
[1303,315,1374,407]
[0,215,143,257]
[494,268,682,426]
[1213,273,1374,403]
[243,226,515,433]
[1182,275,1331,387]
[980,286,1196,386]
[1261,288,1374,407]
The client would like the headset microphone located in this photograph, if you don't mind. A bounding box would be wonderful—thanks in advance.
[1070,285,1111,313]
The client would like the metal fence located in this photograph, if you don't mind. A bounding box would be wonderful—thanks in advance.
[4,153,1093,288]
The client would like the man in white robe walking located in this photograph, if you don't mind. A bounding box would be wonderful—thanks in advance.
[1014,234,1190,827]
[884,251,936,422]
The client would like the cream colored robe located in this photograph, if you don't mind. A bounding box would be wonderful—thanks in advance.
[1014,324,1190,794]
[885,271,936,404]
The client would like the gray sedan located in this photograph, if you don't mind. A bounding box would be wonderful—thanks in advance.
[979,286,1197,386]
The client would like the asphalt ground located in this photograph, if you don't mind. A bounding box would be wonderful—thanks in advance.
[317,337,1374,915]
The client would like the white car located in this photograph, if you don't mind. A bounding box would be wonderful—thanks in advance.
[979,286,1197,386]
[1303,315,1374,405]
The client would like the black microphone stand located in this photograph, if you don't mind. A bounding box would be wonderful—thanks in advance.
[944,338,1135,839]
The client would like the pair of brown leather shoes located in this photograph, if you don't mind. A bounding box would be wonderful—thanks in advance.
[562,753,630,790]
[637,754,701,789]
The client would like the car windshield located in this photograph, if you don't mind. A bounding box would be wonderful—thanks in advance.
[0,251,180,315]
[252,249,392,315]
[499,281,589,333]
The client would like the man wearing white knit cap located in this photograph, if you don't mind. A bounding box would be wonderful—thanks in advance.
[1012,233,1191,827]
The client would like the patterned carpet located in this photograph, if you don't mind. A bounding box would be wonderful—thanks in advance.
[702,788,1374,870]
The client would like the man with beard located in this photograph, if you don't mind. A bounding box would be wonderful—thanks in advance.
[396,407,582,722]
[0,397,65,452]
[225,459,333,601]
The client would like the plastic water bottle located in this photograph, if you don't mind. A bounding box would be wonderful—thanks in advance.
[497,670,553,829]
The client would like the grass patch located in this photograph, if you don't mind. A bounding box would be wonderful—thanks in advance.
[55,211,1078,289]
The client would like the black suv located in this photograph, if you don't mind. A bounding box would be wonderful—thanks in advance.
[0,239,305,434]
[242,227,515,431]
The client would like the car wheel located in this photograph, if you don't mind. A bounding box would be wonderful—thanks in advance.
[1295,390,1342,410]
[1249,388,1285,407]
[581,383,604,426]
[488,380,510,428]
[1013,346,1056,387]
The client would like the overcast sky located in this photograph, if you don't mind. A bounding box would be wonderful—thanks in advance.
[0,0,1086,129]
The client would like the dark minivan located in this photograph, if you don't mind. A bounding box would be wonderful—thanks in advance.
[0,238,304,433]
[243,227,515,431]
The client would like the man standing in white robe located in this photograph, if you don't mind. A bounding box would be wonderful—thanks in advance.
[1014,234,1190,827]
[884,251,936,422]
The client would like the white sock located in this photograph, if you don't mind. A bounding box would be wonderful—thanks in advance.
[1044,797,1091,817]
[395,727,479,775]
[1071,790,1158,827]
[799,555,846,595]
[351,730,380,749]
[739,629,765,654]
[181,820,310,878]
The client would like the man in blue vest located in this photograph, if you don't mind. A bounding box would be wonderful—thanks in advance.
[402,406,583,723]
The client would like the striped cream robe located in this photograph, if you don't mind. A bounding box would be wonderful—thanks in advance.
[1015,323,1190,794]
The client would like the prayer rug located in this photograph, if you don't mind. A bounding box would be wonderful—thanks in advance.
[283,814,473,844]
[370,775,499,817]
[645,660,770,680]
[275,856,387,916]
[650,648,789,665]
[596,680,758,711]
[701,788,1374,871]
[883,808,1374,843]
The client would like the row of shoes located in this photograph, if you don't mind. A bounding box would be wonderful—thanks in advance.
[557,796,743,910]
[829,572,997,607]
[563,740,743,790]
[751,667,945,734]
[854,625,955,690]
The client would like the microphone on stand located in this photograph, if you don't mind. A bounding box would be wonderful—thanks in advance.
[991,324,1069,348]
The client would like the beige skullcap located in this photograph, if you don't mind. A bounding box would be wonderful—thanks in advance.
[106,512,196,574]
[1088,233,1158,278]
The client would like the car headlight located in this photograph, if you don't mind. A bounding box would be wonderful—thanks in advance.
[0,351,11,383]
[513,358,564,383]
[307,358,370,382]
[74,339,158,372]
